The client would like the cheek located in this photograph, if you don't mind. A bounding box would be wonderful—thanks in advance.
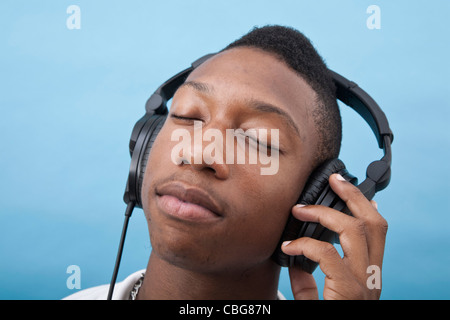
[230,206,288,261]
[222,171,302,261]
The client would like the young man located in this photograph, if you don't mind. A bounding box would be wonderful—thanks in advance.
[65,25,387,300]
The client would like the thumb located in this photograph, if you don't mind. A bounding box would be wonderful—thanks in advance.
[289,265,319,300]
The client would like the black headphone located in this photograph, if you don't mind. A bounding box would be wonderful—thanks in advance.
[107,53,393,299]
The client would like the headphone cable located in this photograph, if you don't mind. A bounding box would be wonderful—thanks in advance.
[107,201,136,300]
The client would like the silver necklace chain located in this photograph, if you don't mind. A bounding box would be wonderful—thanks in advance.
[129,273,145,300]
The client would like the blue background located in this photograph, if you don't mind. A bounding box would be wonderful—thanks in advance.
[1,0,449,300]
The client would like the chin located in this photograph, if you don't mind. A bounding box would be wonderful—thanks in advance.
[150,231,224,273]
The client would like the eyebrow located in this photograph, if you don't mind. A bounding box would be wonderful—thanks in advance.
[179,80,302,139]
[247,100,302,139]
[179,81,212,94]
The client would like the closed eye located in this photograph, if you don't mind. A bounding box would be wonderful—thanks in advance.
[238,132,281,154]
[170,113,201,122]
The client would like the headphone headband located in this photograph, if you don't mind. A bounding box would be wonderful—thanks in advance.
[329,69,393,198]
[331,70,393,148]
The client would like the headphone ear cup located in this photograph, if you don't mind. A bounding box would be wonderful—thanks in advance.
[135,114,167,207]
[272,159,347,268]
[298,159,347,205]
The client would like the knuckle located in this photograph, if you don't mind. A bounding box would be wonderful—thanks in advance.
[351,219,368,237]
[321,242,337,257]
[366,215,389,236]
[377,216,389,235]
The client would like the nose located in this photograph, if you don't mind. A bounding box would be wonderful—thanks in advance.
[176,124,230,180]
[185,148,229,180]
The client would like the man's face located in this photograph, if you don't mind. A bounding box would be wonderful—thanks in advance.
[141,47,319,273]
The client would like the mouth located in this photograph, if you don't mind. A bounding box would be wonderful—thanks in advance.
[155,181,223,222]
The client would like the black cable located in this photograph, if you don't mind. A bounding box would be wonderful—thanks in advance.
[107,201,135,300]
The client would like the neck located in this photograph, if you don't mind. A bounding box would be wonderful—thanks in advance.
[136,252,281,300]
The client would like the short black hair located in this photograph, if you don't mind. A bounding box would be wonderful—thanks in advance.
[222,25,342,169]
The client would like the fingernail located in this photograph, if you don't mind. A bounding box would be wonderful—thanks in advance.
[372,200,378,210]
[282,241,292,247]
[335,174,346,181]
[295,204,306,208]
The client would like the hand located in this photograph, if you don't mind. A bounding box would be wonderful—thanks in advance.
[281,173,388,300]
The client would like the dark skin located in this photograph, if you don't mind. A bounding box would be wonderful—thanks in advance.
[137,47,388,300]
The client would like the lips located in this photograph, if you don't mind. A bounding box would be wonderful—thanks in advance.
[155,181,223,221]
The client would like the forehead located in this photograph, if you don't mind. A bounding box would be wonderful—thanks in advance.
[185,47,317,131]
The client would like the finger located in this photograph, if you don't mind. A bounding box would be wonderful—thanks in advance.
[329,175,388,235]
[329,173,378,220]
[292,205,369,270]
[282,237,347,281]
[329,174,388,266]
[288,265,319,300]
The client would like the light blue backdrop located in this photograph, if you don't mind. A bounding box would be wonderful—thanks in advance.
[1,0,449,300]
